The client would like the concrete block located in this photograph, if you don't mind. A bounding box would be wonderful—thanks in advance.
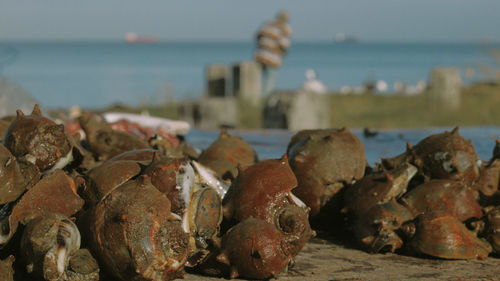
[263,90,330,130]
[206,64,230,97]
[232,61,262,105]
[177,97,237,130]
[428,67,462,110]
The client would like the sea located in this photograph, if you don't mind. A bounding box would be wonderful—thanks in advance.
[0,41,499,163]
[0,41,499,109]
[188,127,500,166]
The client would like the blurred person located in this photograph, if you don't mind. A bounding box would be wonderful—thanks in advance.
[254,10,292,96]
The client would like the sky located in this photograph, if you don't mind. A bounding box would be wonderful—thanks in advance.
[0,0,499,42]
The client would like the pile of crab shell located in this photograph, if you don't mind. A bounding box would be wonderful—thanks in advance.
[1,105,500,281]
[0,105,313,281]
[287,126,500,260]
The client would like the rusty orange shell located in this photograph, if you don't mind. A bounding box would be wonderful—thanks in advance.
[287,128,366,216]
[402,179,483,221]
[198,129,257,181]
[217,218,289,279]
[410,212,491,259]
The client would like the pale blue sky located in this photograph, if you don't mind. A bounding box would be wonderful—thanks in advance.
[1,0,499,42]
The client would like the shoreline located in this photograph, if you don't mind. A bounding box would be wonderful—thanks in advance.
[77,82,500,130]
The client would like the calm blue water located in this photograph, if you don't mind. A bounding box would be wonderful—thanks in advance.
[188,126,500,165]
[0,41,498,108]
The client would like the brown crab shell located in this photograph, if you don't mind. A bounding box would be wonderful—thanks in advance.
[78,112,150,161]
[60,249,99,281]
[87,152,224,269]
[20,212,81,281]
[486,206,500,254]
[84,148,159,204]
[3,105,73,172]
[343,163,417,217]
[0,255,15,281]
[383,128,480,185]
[149,135,185,159]
[0,169,84,248]
[408,212,492,259]
[144,157,186,215]
[106,148,158,162]
[198,129,257,181]
[352,199,414,253]
[0,143,27,205]
[223,154,298,223]
[88,175,189,281]
[401,179,483,221]
[472,158,500,197]
[85,160,143,204]
[222,154,313,257]
[13,169,84,225]
[287,128,366,217]
[216,217,290,280]
[17,157,42,191]
[185,187,224,267]
[145,158,224,267]
[276,204,313,257]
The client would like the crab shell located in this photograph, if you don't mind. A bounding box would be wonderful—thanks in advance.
[287,128,366,217]
[148,134,187,159]
[406,212,492,259]
[401,179,483,221]
[0,255,15,281]
[343,163,417,217]
[85,159,144,205]
[352,199,414,253]
[472,158,500,198]
[20,212,81,281]
[223,154,313,257]
[223,154,301,223]
[0,143,27,205]
[383,127,480,185]
[85,150,226,268]
[145,158,225,267]
[3,104,74,173]
[60,249,100,281]
[216,217,290,280]
[0,169,84,248]
[84,148,159,204]
[198,129,257,181]
[87,175,189,281]
[486,206,500,253]
[145,157,187,215]
[78,112,150,161]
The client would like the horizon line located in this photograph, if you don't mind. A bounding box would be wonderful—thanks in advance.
[1,38,499,45]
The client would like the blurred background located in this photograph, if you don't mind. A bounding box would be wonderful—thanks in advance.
[1,0,500,129]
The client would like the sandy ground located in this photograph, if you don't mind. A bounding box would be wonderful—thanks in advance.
[184,234,500,281]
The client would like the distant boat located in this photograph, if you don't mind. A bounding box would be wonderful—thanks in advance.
[333,33,359,44]
[125,32,158,44]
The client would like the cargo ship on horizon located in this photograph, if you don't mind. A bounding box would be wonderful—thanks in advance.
[125,32,158,44]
